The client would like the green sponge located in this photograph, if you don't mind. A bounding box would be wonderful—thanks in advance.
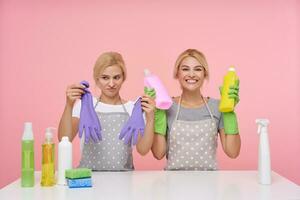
[65,168,92,179]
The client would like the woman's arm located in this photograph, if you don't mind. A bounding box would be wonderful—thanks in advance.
[58,105,79,142]
[219,128,241,158]
[151,134,167,160]
[136,95,156,155]
[58,83,85,141]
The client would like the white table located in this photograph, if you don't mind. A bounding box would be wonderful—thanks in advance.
[1,171,300,200]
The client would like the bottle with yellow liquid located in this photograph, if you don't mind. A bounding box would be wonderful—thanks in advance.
[41,127,56,186]
[219,67,239,112]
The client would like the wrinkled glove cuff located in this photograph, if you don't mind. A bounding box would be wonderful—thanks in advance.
[154,109,167,136]
[223,111,239,135]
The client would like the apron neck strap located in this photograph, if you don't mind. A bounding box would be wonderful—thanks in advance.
[175,95,214,120]
[94,96,129,115]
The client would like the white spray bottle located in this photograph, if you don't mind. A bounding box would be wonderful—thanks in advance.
[256,119,271,185]
[57,136,72,185]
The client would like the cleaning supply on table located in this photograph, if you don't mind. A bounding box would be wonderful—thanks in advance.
[144,69,172,110]
[256,119,271,185]
[79,80,102,143]
[65,168,92,188]
[67,178,92,188]
[41,127,56,186]
[65,168,92,179]
[219,66,239,112]
[57,136,72,185]
[21,122,35,187]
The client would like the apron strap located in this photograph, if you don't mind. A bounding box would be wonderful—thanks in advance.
[202,97,214,120]
[94,96,130,115]
[175,95,214,121]
[174,96,182,121]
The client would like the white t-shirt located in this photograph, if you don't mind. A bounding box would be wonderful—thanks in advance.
[72,96,144,152]
[72,97,139,118]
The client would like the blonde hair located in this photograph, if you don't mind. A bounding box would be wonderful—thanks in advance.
[93,52,127,81]
[173,49,209,80]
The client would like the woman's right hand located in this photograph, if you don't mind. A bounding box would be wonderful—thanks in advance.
[65,83,86,107]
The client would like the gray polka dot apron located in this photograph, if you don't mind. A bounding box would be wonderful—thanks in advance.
[79,101,134,171]
[166,96,218,171]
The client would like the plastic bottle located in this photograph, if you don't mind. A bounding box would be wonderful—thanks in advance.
[21,122,35,187]
[144,69,172,110]
[256,119,271,185]
[41,127,56,186]
[219,67,239,112]
[57,136,72,185]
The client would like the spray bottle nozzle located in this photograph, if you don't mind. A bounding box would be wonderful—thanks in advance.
[255,119,270,134]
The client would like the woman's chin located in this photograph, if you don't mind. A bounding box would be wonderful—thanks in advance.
[181,84,201,92]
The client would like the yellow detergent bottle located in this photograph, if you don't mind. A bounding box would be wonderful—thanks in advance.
[219,66,239,112]
[41,127,56,186]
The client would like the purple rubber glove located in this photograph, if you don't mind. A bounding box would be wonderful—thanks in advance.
[79,81,102,143]
[119,97,145,146]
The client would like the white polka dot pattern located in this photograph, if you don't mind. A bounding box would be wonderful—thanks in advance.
[166,118,218,171]
[79,112,134,171]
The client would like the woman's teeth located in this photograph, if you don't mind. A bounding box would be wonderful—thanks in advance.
[186,79,197,83]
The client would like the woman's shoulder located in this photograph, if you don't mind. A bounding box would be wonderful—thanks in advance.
[207,97,220,105]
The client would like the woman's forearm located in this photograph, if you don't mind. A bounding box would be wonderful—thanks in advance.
[136,118,154,155]
[58,104,77,142]
[151,134,167,160]
[224,134,241,158]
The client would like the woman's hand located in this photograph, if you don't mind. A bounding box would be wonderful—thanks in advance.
[141,95,156,122]
[65,83,86,107]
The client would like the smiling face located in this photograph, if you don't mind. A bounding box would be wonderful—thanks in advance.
[176,56,206,92]
[96,65,124,98]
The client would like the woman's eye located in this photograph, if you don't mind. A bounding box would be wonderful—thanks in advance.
[114,76,121,80]
[181,68,189,71]
[195,68,203,71]
[101,76,109,80]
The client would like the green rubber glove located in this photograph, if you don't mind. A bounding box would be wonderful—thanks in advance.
[220,79,240,135]
[144,87,167,136]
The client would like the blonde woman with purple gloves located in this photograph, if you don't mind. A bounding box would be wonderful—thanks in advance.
[58,52,156,171]
[150,49,241,170]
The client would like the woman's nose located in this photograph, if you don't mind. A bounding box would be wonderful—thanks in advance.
[108,79,115,87]
[188,69,195,77]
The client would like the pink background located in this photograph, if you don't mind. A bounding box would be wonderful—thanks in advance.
[0,0,299,188]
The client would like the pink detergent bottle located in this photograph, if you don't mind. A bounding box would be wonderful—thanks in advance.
[144,69,172,110]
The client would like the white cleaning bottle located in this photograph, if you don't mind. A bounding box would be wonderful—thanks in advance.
[57,136,72,185]
[256,119,271,185]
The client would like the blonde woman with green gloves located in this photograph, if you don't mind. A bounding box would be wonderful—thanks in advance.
[149,49,241,170]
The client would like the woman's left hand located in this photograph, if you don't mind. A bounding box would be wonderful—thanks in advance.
[229,79,240,106]
[141,95,156,121]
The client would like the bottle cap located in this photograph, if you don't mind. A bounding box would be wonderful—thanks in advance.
[228,66,236,71]
[45,127,56,142]
[144,69,151,77]
[22,122,33,140]
[62,136,70,142]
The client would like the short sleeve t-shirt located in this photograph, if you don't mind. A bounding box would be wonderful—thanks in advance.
[166,98,224,135]
[72,97,137,118]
